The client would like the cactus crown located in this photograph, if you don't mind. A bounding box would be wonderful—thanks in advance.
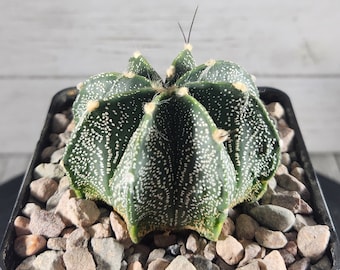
[63,44,280,243]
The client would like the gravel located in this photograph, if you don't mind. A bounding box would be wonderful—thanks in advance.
[12,102,334,270]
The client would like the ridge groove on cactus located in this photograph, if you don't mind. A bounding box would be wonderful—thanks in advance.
[63,43,280,243]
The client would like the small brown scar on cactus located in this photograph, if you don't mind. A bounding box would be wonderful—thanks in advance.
[212,129,230,143]
[232,82,248,92]
[86,100,100,113]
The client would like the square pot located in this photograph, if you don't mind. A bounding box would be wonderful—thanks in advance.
[1,87,339,269]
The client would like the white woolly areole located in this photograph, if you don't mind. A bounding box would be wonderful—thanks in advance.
[151,81,165,93]
[76,82,84,91]
[144,102,156,115]
[123,71,135,79]
[166,65,176,78]
[184,43,193,51]
[205,59,216,67]
[212,129,229,144]
[176,87,189,97]
[86,100,100,113]
[232,82,248,92]
[133,51,142,58]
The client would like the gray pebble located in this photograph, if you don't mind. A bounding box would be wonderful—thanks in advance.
[91,237,124,270]
[249,204,295,232]
[33,250,65,270]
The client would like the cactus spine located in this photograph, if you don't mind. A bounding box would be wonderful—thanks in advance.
[63,44,280,243]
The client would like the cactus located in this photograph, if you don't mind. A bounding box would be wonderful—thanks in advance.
[63,44,280,243]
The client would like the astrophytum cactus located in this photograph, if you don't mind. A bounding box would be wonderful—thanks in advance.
[63,43,280,243]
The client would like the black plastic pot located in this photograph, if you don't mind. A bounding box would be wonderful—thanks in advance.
[1,87,339,269]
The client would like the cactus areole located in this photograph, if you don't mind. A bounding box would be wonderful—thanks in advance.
[63,43,280,243]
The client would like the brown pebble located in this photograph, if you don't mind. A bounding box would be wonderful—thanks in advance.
[147,258,170,270]
[63,247,96,270]
[255,227,287,249]
[297,225,330,262]
[14,216,31,236]
[287,257,310,270]
[29,209,66,238]
[219,217,235,239]
[128,261,144,270]
[186,232,200,253]
[14,234,47,257]
[109,211,132,247]
[262,250,286,270]
[30,177,59,203]
[216,235,244,265]
[236,214,259,240]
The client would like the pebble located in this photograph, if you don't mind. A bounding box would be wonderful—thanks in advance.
[15,255,36,270]
[216,235,244,265]
[45,186,69,212]
[29,209,65,238]
[297,225,330,262]
[21,202,41,217]
[277,119,295,152]
[310,255,332,270]
[147,248,166,263]
[276,173,310,200]
[91,237,124,270]
[236,260,263,270]
[255,227,288,249]
[235,214,259,240]
[266,102,285,119]
[109,211,132,247]
[88,221,112,238]
[219,217,235,239]
[238,241,262,267]
[33,250,65,270]
[127,244,150,266]
[63,247,96,270]
[66,227,90,250]
[127,261,143,270]
[249,204,295,232]
[192,255,213,270]
[262,250,286,270]
[279,249,296,265]
[50,147,65,163]
[186,232,200,253]
[52,113,70,133]
[203,241,216,261]
[291,166,305,182]
[147,258,170,270]
[55,192,100,227]
[30,177,59,202]
[14,216,31,236]
[294,214,317,231]
[14,234,47,257]
[281,153,291,167]
[165,255,196,270]
[47,237,67,251]
[285,240,298,256]
[41,145,58,162]
[287,257,310,270]
[34,163,65,180]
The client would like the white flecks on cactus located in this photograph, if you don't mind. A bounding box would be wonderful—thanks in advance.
[63,44,280,243]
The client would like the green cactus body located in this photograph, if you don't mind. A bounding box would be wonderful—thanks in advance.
[63,44,280,242]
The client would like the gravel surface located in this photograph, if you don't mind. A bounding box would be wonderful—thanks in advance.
[12,101,334,270]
